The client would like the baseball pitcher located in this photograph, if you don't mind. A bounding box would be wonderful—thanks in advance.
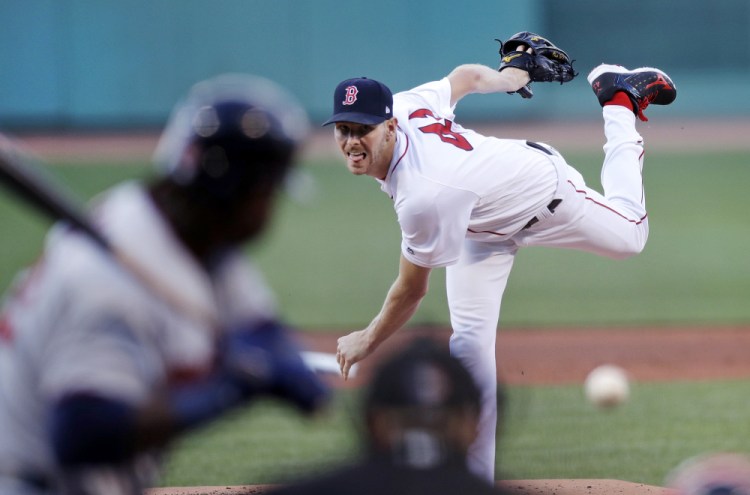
[327,32,676,481]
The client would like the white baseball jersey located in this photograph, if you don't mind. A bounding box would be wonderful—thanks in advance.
[0,182,277,494]
[379,77,562,268]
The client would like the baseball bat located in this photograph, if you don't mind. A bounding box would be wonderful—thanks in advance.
[0,134,109,249]
[0,134,348,375]
[0,133,218,328]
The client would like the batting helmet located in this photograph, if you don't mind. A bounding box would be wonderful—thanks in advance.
[153,74,309,204]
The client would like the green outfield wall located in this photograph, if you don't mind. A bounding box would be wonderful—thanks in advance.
[1,0,748,129]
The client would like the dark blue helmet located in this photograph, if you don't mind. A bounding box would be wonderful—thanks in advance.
[153,74,309,203]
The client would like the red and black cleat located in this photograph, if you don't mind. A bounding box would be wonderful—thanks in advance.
[588,64,677,121]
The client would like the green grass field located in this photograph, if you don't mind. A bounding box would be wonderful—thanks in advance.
[254,149,750,329]
[1,148,749,487]
[159,379,750,488]
[6,149,746,327]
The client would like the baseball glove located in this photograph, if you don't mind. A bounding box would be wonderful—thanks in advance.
[496,31,577,99]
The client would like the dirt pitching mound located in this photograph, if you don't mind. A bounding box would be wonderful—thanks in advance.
[146,479,673,495]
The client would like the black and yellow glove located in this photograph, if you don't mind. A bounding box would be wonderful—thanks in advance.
[497,31,577,99]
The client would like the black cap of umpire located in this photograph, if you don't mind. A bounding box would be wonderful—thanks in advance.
[364,338,481,418]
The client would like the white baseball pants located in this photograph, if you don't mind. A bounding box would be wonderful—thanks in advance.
[446,106,647,481]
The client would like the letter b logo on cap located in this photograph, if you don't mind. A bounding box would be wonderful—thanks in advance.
[342,86,358,106]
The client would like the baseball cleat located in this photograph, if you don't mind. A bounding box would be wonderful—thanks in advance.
[588,64,677,121]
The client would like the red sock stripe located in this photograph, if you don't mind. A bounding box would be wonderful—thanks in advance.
[604,91,634,112]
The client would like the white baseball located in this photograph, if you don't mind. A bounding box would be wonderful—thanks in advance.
[584,364,630,408]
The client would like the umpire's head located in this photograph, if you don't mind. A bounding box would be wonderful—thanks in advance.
[363,338,484,469]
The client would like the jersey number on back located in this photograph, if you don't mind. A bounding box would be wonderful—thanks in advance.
[409,109,473,151]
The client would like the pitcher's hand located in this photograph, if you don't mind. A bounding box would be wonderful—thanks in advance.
[336,329,372,380]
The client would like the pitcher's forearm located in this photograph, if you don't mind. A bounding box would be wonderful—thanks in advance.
[364,289,424,350]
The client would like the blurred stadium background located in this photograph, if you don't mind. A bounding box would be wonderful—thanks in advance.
[1,0,749,128]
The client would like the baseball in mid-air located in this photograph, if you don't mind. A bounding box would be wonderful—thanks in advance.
[584,364,630,408]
